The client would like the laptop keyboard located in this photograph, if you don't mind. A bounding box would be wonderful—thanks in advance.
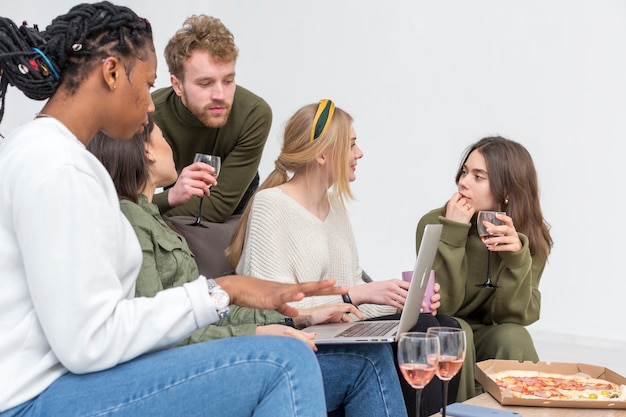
[338,321,397,337]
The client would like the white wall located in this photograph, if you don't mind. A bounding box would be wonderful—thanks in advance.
[3,1,625,360]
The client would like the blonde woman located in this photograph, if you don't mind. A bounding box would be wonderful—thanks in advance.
[228,100,419,316]
[227,100,461,417]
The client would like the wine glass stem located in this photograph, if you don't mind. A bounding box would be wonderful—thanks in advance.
[415,388,423,417]
[442,379,449,417]
[485,250,492,285]
[195,196,204,224]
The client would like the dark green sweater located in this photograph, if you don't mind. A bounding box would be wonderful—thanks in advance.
[152,85,272,222]
[416,207,545,330]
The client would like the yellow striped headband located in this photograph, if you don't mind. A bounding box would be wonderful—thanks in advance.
[310,99,335,142]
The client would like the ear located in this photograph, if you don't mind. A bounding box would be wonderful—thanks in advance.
[315,153,326,166]
[101,57,120,92]
[145,150,156,164]
[144,143,156,163]
[171,74,184,96]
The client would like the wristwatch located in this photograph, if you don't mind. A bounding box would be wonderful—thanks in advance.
[342,292,353,305]
[206,278,230,319]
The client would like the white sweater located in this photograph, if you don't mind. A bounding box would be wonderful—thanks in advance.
[237,188,395,319]
[0,118,218,411]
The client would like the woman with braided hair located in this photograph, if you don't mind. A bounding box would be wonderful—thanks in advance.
[0,3,345,416]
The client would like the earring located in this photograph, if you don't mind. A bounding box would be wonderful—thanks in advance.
[504,197,509,205]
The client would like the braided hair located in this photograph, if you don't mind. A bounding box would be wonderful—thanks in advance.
[0,1,153,126]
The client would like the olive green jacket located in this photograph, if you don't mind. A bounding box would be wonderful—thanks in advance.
[120,196,283,346]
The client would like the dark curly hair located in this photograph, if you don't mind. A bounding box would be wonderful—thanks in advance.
[0,1,153,125]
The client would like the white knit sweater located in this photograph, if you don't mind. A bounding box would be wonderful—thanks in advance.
[237,188,395,318]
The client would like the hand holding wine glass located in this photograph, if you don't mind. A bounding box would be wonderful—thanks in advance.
[475,210,505,289]
[426,327,466,417]
[188,153,221,227]
[397,332,440,417]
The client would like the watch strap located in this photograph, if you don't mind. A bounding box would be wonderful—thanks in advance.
[206,278,230,319]
[342,292,353,304]
[206,278,220,293]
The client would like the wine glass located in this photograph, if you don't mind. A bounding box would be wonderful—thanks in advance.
[397,332,440,417]
[475,210,505,289]
[188,153,221,227]
[426,327,466,417]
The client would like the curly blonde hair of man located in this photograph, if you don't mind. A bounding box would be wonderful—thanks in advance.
[164,14,239,80]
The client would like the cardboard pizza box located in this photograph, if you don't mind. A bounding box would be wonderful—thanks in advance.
[475,359,626,409]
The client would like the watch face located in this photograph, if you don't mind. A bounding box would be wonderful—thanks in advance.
[213,290,230,310]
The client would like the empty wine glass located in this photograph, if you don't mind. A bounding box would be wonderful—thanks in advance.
[475,210,505,289]
[397,332,440,417]
[426,327,466,417]
[188,153,221,227]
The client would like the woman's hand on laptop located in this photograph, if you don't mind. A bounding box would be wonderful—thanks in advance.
[254,304,363,352]
[295,304,363,329]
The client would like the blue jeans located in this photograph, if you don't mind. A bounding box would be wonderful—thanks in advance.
[317,344,407,417]
[2,336,326,417]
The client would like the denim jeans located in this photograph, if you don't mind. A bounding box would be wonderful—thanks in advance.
[2,336,326,417]
[317,343,407,417]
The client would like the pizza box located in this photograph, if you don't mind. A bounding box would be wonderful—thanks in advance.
[475,359,626,409]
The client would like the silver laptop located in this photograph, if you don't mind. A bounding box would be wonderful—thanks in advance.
[302,223,443,344]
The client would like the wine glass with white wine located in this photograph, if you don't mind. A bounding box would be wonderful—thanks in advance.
[188,153,221,227]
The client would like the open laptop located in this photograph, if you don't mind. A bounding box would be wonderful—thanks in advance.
[302,223,443,344]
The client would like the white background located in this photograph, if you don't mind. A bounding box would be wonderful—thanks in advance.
[3,1,625,370]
